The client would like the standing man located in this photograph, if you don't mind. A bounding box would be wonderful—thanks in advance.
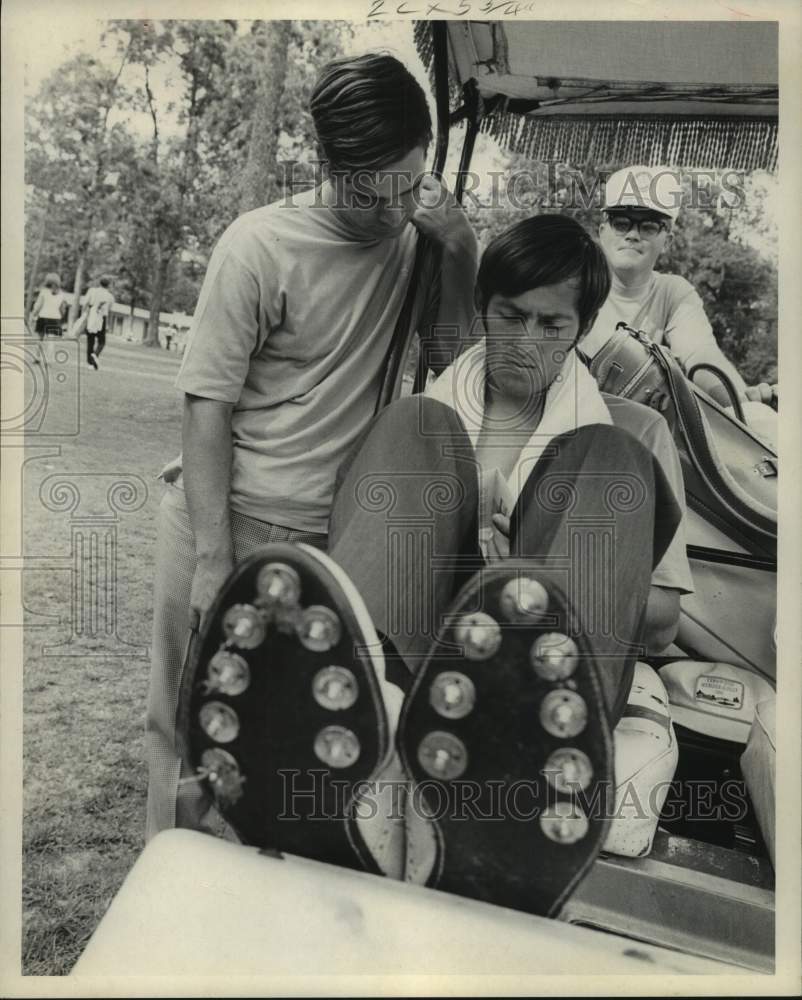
[82,275,114,370]
[581,166,768,406]
[146,52,478,839]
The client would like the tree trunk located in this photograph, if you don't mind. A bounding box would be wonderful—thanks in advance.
[238,21,292,214]
[68,253,87,329]
[142,249,172,347]
[27,199,52,315]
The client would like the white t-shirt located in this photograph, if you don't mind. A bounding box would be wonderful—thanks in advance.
[583,272,746,394]
[84,286,114,334]
[35,288,67,321]
[176,187,432,533]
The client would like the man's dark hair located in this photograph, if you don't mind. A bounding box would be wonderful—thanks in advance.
[99,276,111,288]
[476,215,612,338]
[310,53,432,173]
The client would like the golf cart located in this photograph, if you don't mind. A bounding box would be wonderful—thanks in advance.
[74,18,779,979]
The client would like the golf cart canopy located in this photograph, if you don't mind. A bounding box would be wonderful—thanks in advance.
[414,21,778,171]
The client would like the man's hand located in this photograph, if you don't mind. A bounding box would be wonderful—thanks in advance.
[157,454,184,484]
[745,382,776,406]
[188,554,235,632]
[411,174,477,254]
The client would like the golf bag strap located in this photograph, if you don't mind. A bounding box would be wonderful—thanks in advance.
[374,234,438,415]
[621,704,672,732]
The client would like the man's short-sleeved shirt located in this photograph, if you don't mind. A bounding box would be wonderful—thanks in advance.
[176,187,420,533]
[85,286,114,334]
[583,271,746,393]
[602,394,694,594]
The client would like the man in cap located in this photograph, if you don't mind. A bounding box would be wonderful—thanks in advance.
[581,166,770,407]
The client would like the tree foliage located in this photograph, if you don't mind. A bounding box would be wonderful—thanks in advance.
[25,19,352,334]
[25,23,776,383]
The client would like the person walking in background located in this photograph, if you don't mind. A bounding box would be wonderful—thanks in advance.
[29,272,68,362]
[82,275,114,370]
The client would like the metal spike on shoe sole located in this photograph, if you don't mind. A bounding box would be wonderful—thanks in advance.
[222,604,267,649]
[256,562,301,607]
[429,671,476,720]
[312,666,359,711]
[453,612,502,660]
[204,650,251,696]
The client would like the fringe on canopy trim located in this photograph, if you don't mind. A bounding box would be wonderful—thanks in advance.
[481,114,778,173]
[414,22,779,172]
[414,20,462,113]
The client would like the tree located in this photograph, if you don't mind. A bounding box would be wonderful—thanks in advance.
[25,19,354,336]
[116,20,234,345]
[199,21,353,229]
[663,201,777,385]
[238,21,293,213]
[25,45,136,326]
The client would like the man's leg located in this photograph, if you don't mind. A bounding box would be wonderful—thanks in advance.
[86,333,96,367]
[329,395,480,680]
[146,487,196,840]
[512,423,682,725]
[395,423,681,916]
[145,487,327,841]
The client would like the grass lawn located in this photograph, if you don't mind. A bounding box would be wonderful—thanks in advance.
[21,336,183,975]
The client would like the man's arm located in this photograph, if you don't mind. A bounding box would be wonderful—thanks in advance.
[664,284,748,403]
[29,290,44,325]
[182,394,235,629]
[642,585,680,654]
[413,176,478,372]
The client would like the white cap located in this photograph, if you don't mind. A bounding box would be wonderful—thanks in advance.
[603,166,682,222]
[660,661,775,744]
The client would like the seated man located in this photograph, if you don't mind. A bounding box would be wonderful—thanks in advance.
[181,216,691,918]
[580,165,772,407]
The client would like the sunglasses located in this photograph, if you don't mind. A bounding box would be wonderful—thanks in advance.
[606,215,669,238]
